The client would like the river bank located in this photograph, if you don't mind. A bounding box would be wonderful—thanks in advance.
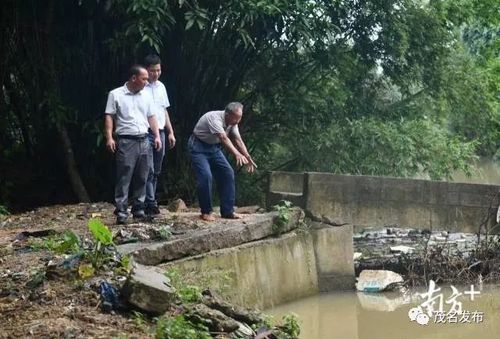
[0,202,300,338]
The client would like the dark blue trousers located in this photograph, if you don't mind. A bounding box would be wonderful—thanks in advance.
[188,135,235,216]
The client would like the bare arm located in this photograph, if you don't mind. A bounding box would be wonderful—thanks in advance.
[217,133,248,167]
[104,114,116,153]
[164,109,176,148]
[233,136,256,172]
[148,115,162,150]
[233,137,251,158]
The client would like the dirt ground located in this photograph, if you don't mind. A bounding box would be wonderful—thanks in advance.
[0,202,261,338]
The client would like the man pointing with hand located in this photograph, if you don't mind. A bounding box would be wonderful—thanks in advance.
[189,102,255,222]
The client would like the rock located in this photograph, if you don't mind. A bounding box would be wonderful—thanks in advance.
[235,205,261,214]
[234,322,255,337]
[356,270,404,292]
[353,252,363,260]
[390,246,415,254]
[441,231,448,237]
[186,303,240,332]
[15,229,58,240]
[46,254,83,279]
[167,199,187,212]
[201,290,262,325]
[433,236,447,242]
[121,262,175,314]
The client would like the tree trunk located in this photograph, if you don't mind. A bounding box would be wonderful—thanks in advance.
[44,0,90,202]
[57,124,91,202]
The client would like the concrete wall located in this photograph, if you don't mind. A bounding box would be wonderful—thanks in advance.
[162,228,355,309]
[268,172,500,233]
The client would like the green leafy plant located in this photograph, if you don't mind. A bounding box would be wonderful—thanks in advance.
[272,200,292,235]
[88,218,113,245]
[0,205,9,216]
[115,254,132,275]
[157,225,172,240]
[280,313,300,339]
[165,268,202,303]
[87,218,114,270]
[27,230,81,254]
[155,315,211,339]
[132,311,149,332]
[177,285,202,303]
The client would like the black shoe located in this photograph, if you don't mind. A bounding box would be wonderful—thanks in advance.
[132,212,146,221]
[116,216,127,225]
[146,205,161,216]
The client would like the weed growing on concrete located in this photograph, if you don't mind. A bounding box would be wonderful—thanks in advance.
[165,268,202,303]
[272,200,292,235]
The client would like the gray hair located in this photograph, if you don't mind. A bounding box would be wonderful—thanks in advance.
[225,102,243,115]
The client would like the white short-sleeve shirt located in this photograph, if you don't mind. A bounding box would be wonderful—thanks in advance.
[144,80,170,129]
[193,110,241,144]
[105,83,154,135]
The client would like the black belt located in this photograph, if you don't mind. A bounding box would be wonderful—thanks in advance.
[148,128,164,133]
[117,134,147,140]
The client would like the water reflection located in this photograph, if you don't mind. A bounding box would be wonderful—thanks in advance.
[268,286,500,339]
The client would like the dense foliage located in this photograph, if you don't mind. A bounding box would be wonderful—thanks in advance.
[0,0,498,210]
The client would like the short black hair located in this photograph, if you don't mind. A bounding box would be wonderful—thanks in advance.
[129,64,144,78]
[144,54,161,67]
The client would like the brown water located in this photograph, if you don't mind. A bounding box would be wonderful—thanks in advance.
[269,161,500,338]
[268,286,500,339]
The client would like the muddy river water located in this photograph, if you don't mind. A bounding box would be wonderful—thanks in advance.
[270,160,500,338]
[269,285,500,339]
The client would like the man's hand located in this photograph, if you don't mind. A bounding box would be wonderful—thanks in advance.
[235,153,249,167]
[167,133,176,149]
[154,136,162,150]
[245,163,256,173]
[106,138,116,153]
[245,155,256,173]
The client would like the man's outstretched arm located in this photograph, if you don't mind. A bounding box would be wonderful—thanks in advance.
[217,133,249,167]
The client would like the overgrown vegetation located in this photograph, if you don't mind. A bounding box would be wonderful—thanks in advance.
[0,0,498,210]
[155,315,212,339]
[272,200,292,235]
[0,205,9,216]
[27,218,127,279]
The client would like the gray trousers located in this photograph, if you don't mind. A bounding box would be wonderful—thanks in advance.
[115,137,151,218]
[145,130,166,207]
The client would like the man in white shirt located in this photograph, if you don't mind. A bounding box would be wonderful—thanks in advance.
[143,54,176,216]
[104,65,162,224]
[189,102,255,221]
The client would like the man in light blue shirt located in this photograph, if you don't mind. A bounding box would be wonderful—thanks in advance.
[104,65,162,224]
[143,54,176,216]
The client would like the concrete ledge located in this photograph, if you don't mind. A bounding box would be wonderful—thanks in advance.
[268,171,500,232]
[117,209,304,265]
[161,232,320,309]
